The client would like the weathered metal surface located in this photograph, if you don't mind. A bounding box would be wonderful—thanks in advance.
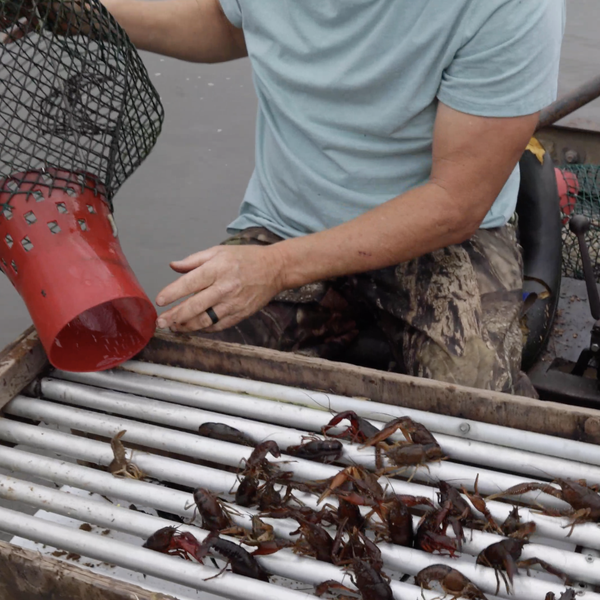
[0,540,176,600]
[536,125,600,166]
[139,331,600,444]
[538,74,600,132]
[0,326,47,410]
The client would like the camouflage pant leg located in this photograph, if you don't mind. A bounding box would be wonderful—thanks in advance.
[350,221,537,397]
[203,227,360,359]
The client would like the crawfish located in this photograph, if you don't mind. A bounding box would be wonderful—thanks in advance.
[502,506,537,540]
[476,538,567,594]
[192,488,234,532]
[293,518,336,563]
[488,478,600,536]
[207,534,270,581]
[143,527,208,562]
[235,475,260,507]
[258,480,284,512]
[240,440,282,480]
[380,496,414,547]
[108,430,144,480]
[318,465,384,505]
[414,502,460,557]
[321,411,380,444]
[361,417,445,472]
[286,439,343,464]
[545,591,577,600]
[415,564,488,600]
[352,558,394,600]
[198,422,254,446]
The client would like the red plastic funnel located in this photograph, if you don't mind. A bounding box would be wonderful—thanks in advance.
[0,169,156,372]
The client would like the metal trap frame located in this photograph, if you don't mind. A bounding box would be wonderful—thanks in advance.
[1,330,600,600]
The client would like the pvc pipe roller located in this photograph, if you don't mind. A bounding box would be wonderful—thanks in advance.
[59,363,600,469]
[3,398,598,550]
[38,378,584,507]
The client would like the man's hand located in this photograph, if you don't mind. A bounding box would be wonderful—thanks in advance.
[155,245,285,332]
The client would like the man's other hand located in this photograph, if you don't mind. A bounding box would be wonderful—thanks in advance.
[155,245,286,333]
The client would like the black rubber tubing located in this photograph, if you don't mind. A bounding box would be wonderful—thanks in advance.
[516,148,563,371]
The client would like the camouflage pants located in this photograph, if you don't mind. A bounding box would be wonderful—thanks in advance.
[208,223,537,397]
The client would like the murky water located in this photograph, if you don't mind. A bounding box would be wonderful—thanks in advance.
[1,0,599,350]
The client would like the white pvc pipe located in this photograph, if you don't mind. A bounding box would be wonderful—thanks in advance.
[0,474,354,590]
[4,399,598,550]
[52,372,600,487]
[0,472,584,600]
[108,361,600,468]
[0,439,595,587]
[38,379,574,508]
[0,506,319,600]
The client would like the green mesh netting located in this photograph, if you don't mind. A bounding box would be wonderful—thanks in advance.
[0,0,164,208]
[557,165,600,280]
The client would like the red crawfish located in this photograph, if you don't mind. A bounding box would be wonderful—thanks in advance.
[321,411,380,444]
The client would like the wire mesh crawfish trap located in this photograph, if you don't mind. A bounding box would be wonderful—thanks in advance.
[0,0,164,372]
[556,165,600,280]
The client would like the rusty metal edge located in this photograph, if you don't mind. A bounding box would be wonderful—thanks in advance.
[0,325,48,410]
[0,540,176,600]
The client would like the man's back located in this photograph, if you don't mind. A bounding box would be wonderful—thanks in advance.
[221,0,564,239]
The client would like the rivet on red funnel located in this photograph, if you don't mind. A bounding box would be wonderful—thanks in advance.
[0,169,156,372]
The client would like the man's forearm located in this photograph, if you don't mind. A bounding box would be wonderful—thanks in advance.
[101,0,247,62]
[272,182,486,291]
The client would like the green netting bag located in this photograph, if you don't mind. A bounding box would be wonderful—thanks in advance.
[557,165,600,280]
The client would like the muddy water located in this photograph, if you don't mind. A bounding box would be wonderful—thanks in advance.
[1,0,599,350]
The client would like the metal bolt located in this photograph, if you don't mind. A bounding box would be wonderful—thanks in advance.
[592,343,600,353]
[586,554,594,563]
[565,149,580,164]
[459,423,470,434]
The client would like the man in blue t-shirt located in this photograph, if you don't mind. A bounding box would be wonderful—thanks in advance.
[106,0,564,396]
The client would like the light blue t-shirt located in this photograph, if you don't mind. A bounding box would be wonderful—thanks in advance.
[219,0,565,239]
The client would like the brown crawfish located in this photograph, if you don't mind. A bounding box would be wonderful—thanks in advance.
[502,506,537,540]
[545,591,577,600]
[108,430,144,479]
[292,518,336,563]
[240,440,282,480]
[191,488,236,533]
[414,502,460,557]
[361,417,445,472]
[476,538,567,594]
[415,564,488,600]
[207,534,270,581]
[318,465,384,505]
[198,422,254,446]
[488,478,600,536]
[286,439,343,464]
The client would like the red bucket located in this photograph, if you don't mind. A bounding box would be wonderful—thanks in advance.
[0,169,156,372]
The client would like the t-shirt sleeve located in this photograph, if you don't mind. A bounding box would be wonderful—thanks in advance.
[437,0,565,117]
[218,0,243,28]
